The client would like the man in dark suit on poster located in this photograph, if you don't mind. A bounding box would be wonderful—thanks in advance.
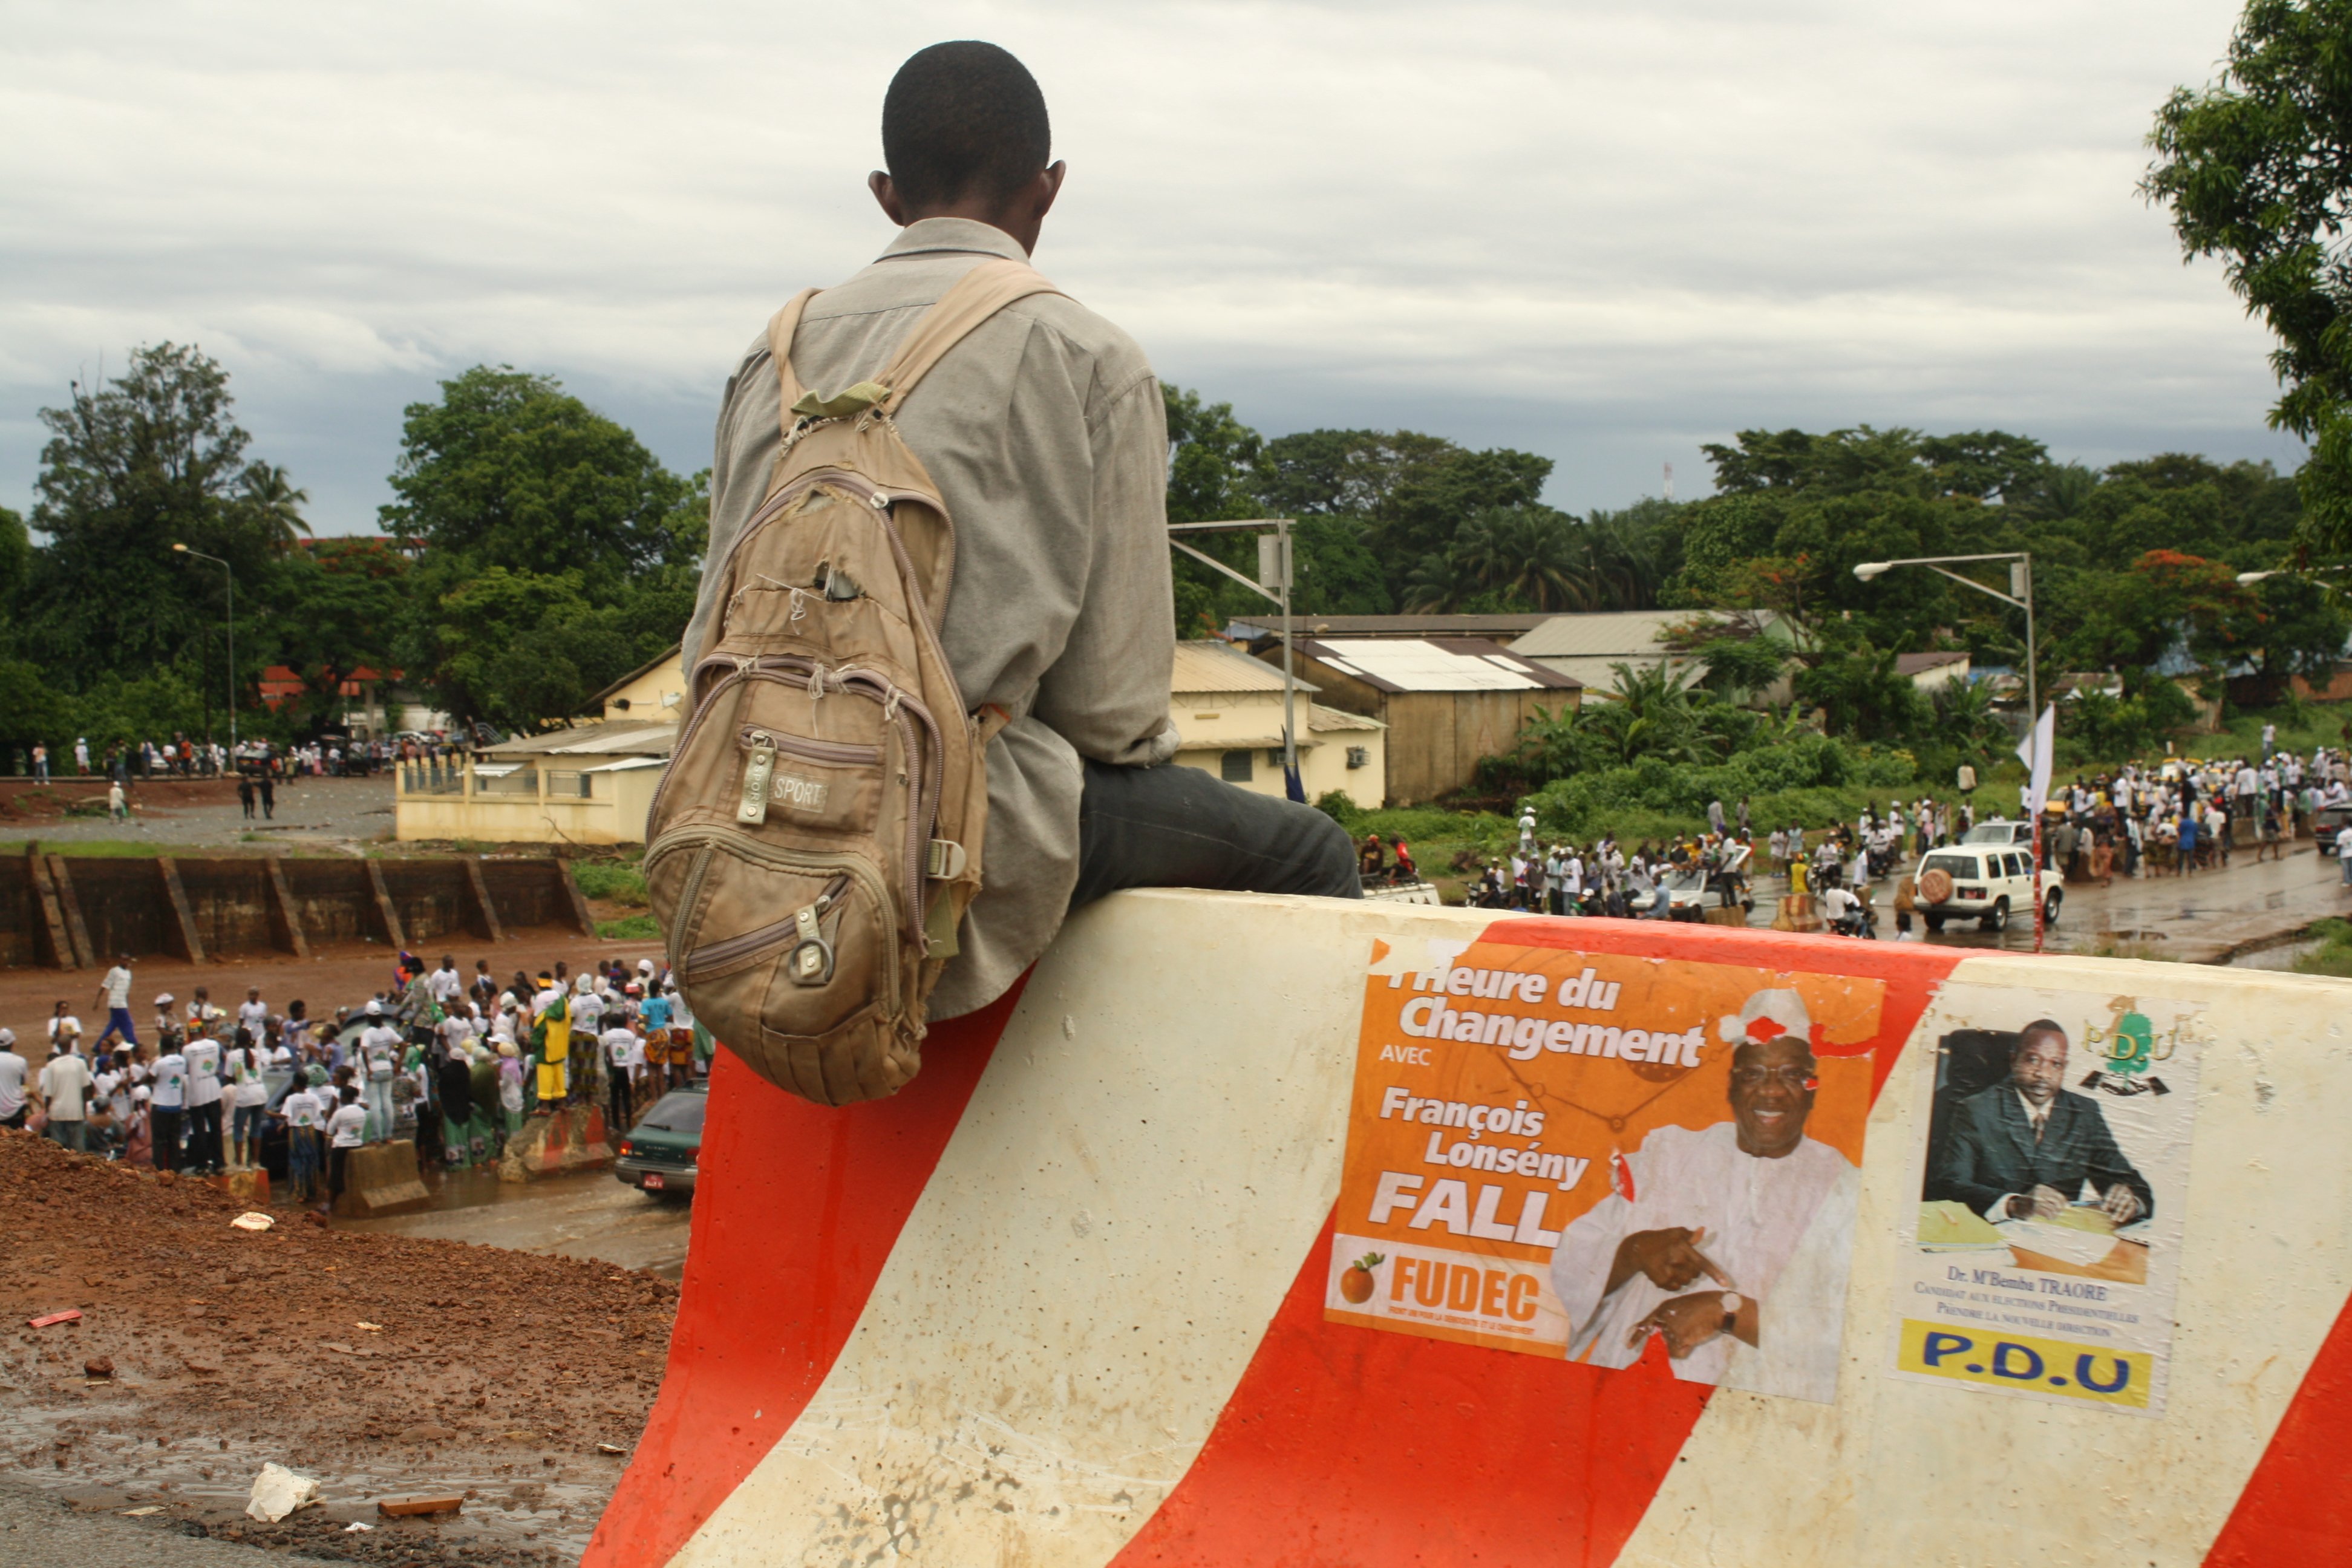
[1929,1020,2152,1224]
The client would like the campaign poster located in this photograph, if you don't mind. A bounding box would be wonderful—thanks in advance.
[1886,991,2205,1416]
[1327,935,1888,1405]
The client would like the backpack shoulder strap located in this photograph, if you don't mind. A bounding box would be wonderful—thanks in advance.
[877,258,1064,407]
[764,288,820,443]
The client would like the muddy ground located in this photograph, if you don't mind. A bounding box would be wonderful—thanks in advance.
[0,1132,676,1563]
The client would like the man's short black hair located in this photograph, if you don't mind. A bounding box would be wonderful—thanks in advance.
[882,41,1051,210]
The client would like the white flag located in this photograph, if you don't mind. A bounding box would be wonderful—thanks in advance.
[2014,704,2055,818]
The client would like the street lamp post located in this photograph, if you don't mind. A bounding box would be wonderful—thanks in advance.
[1852,551,2043,952]
[1851,552,2036,720]
[172,544,237,754]
[1168,518,1302,798]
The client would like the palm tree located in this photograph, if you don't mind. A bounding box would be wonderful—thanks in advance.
[239,462,312,549]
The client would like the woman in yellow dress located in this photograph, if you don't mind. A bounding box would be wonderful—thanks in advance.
[529,971,570,1113]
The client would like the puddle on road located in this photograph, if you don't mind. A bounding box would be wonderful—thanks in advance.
[336,1167,694,1281]
[0,1383,614,1559]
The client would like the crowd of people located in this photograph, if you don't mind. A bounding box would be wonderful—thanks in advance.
[0,949,707,1210]
[1437,737,2352,923]
[15,733,465,785]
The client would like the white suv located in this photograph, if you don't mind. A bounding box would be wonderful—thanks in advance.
[1912,841,2063,933]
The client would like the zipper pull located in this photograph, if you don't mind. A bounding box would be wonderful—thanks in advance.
[736,734,776,824]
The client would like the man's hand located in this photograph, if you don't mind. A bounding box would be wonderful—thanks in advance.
[2099,1184,2144,1225]
[1627,1292,1731,1359]
[1612,1226,1731,1293]
[2007,1184,2069,1220]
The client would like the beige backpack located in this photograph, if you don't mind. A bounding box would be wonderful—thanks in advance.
[645,259,1060,1105]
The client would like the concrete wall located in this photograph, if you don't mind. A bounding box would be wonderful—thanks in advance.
[587,892,2352,1568]
[396,760,664,846]
[2,851,592,968]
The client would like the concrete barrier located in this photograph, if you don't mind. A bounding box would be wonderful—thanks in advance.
[497,1104,612,1183]
[333,1140,430,1217]
[204,1168,270,1206]
[585,890,2352,1567]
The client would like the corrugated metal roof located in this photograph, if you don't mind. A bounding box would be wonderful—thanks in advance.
[1509,609,1723,659]
[1895,651,1970,676]
[1308,703,1383,732]
[481,719,678,759]
[1172,640,1322,695]
[1525,655,1705,693]
[1296,638,1581,694]
[1233,612,1553,639]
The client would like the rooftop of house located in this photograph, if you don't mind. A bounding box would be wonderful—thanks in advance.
[1292,636,1582,694]
[1173,639,1327,696]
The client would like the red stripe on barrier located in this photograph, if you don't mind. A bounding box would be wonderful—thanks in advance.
[582,979,1024,1568]
[1111,1210,1711,1567]
[2202,1286,2352,1564]
[1113,918,1961,1567]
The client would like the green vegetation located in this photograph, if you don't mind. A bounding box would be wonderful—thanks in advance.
[573,859,650,907]
[2293,918,2352,979]
[2146,0,2352,554]
[595,913,662,940]
[0,348,706,757]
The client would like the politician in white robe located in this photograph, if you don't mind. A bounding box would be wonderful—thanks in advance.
[1549,1008,1858,1404]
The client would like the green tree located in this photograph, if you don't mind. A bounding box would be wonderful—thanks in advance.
[2144,0,2352,549]
[384,367,702,725]
[238,462,312,549]
[30,342,284,699]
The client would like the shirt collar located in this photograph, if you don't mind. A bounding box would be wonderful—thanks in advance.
[2016,1089,2052,1125]
[875,217,1032,265]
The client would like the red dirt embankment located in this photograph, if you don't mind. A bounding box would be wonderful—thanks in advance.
[1,1131,675,1563]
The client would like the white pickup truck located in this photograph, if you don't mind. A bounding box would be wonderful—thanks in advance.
[1912,827,2063,934]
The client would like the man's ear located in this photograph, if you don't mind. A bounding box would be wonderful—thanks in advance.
[869,170,910,227]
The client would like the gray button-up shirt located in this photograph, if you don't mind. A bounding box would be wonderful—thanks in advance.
[688,218,1180,1020]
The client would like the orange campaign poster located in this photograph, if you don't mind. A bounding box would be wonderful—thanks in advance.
[1327,933,1887,1404]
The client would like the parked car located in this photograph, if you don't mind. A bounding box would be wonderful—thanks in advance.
[1912,843,2062,933]
[616,1083,706,1197]
[1961,818,2036,848]
[2315,802,2352,857]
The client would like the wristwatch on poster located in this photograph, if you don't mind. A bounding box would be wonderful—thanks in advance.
[1719,1292,1745,1334]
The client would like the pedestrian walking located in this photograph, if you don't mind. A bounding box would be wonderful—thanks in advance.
[92,953,138,1052]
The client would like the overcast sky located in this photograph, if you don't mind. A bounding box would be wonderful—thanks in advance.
[0,0,2298,535]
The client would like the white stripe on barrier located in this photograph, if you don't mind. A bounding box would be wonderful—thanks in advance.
[670,892,1463,1567]
[1618,956,2352,1568]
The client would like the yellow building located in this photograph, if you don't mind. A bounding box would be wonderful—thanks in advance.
[397,640,1385,844]
[1168,641,1387,808]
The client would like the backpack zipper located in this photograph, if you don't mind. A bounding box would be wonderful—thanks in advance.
[679,872,852,980]
[653,835,898,1002]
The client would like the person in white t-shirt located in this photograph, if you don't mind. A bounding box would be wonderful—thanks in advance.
[38,1047,94,1153]
[280,1082,326,1203]
[0,1030,27,1130]
[236,988,269,1038]
[181,1031,225,1173]
[93,955,138,1051]
[358,1002,403,1143]
[603,1021,641,1132]
[324,1086,368,1207]
[228,1037,270,1169]
[47,1002,82,1054]
[429,956,463,1008]
[149,1045,188,1172]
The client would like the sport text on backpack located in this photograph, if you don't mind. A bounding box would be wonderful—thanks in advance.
[645,260,1060,1106]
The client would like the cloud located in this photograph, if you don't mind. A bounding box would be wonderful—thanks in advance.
[0,0,2301,534]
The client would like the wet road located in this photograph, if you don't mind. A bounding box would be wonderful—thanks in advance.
[1771,842,2351,963]
[337,1166,694,1279]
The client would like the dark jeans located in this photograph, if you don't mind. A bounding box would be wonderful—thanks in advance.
[1068,760,1361,912]
[151,1106,181,1171]
[185,1102,224,1171]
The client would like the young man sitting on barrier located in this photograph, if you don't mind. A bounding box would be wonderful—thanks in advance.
[1549,1008,1860,1404]
[1927,1022,2151,1225]
[687,41,1357,1024]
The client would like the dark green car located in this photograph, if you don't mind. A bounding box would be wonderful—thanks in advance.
[616,1083,705,1196]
